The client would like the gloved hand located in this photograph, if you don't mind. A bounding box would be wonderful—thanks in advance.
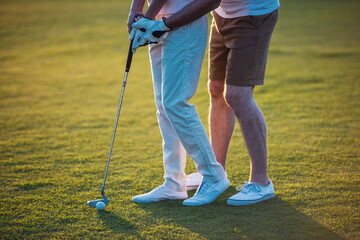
[130,17,171,53]
[127,13,142,34]
[129,26,146,53]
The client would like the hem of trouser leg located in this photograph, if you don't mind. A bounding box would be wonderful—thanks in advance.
[164,178,186,192]
[185,122,224,182]
[226,79,264,86]
[202,174,226,183]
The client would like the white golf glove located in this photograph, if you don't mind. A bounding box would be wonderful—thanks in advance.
[130,17,171,53]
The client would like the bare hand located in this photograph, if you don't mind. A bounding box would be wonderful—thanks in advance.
[127,13,142,34]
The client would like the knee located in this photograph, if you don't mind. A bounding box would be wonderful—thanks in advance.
[162,97,193,124]
[225,87,253,114]
[162,97,182,118]
[162,98,175,115]
[208,80,225,100]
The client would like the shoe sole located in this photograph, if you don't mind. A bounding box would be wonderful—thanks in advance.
[132,195,188,203]
[186,185,199,191]
[227,193,275,206]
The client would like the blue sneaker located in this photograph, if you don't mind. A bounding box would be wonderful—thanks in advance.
[183,177,230,206]
[227,181,275,206]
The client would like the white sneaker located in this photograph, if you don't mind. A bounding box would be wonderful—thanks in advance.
[183,177,230,206]
[132,185,188,203]
[227,181,275,206]
[186,172,203,190]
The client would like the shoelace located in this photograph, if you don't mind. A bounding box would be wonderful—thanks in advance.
[198,183,210,195]
[235,181,261,194]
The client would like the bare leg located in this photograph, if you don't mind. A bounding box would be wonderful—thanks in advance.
[225,85,269,186]
[208,80,235,170]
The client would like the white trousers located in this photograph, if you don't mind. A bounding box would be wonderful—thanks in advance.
[149,15,225,191]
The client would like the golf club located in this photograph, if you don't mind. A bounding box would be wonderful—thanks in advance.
[87,40,133,207]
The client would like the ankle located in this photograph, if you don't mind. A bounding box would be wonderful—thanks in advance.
[249,178,270,187]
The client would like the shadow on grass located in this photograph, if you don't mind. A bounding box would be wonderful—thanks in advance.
[98,211,141,238]
[135,193,344,240]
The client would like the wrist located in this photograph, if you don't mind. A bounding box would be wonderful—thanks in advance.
[143,13,155,20]
[130,9,143,16]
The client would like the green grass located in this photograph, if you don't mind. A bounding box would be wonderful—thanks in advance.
[1,0,359,239]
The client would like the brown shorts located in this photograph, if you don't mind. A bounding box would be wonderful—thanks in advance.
[209,9,278,86]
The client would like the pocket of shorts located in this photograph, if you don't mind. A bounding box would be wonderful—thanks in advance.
[248,12,273,29]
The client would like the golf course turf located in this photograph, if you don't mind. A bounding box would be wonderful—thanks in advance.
[0,0,359,239]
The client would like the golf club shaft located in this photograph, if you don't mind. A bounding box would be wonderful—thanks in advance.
[101,40,133,194]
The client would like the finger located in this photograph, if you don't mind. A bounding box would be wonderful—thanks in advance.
[131,21,138,29]
[132,41,139,53]
[127,14,137,34]
[132,37,138,53]
[134,30,144,43]
[129,28,136,41]
[127,19,133,34]
[139,40,151,47]
[136,35,149,49]
[131,32,143,52]
[132,33,147,51]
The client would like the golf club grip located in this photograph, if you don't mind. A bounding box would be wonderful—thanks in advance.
[126,40,134,72]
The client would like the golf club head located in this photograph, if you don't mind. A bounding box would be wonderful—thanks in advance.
[87,194,110,207]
